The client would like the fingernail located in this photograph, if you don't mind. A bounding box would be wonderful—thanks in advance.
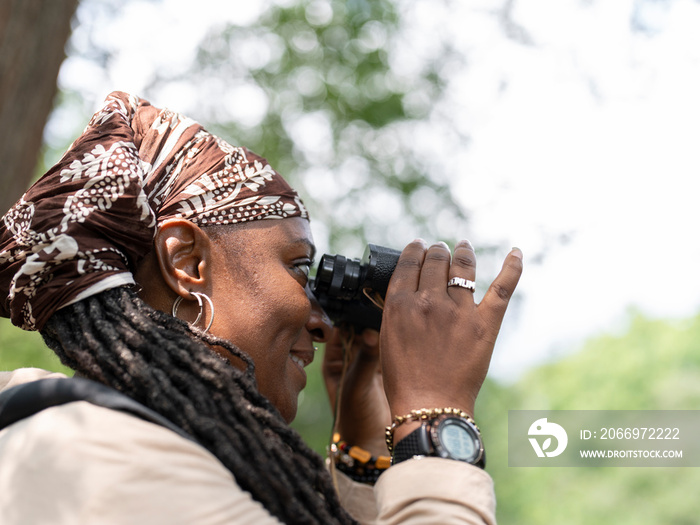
[436,241,450,250]
[459,239,474,250]
[511,247,523,260]
[413,238,428,248]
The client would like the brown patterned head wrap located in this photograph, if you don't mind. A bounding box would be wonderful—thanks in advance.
[0,91,308,331]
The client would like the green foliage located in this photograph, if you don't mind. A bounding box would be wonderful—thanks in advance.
[286,311,700,524]
[31,3,700,520]
[475,312,700,525]
[290,345,334,454]
[0,318,72,375]
[182,0,468,253]
[4,283,700,524]
[291,312,700,524]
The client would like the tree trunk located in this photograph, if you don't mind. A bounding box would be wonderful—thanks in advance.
[0,0,78,214]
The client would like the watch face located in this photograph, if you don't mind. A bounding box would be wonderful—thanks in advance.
[435,417,482,463]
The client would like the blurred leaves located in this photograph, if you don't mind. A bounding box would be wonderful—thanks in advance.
[46,0,514,265]
[12,2,697,523]
[286,310,700,524]
[0,318,72,374]
[4,272,700,524]
[158,0,469,254]
[475,312,700,525]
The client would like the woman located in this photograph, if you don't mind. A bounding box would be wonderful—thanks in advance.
[0,92,522,524]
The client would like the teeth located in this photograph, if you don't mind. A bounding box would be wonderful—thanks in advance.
[291,355,305,368]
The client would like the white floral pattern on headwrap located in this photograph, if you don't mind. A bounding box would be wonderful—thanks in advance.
[0,91,307,331]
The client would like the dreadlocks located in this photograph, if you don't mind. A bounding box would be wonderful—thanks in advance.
[40,286,356,525]
[0,91,358,523]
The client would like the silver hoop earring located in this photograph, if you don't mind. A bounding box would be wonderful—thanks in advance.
[172,292,215,333]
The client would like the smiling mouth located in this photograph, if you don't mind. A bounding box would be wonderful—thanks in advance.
[290,355,306,369]
[290,349,314,371]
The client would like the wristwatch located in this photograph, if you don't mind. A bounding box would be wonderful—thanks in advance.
[392,414,485,468]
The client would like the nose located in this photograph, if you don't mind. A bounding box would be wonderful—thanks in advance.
[306,286,333,343]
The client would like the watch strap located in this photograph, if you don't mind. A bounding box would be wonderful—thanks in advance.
[392,418,486,468]
[392,424,430,465]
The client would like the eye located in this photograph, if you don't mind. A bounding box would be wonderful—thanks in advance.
[292,260,313,283]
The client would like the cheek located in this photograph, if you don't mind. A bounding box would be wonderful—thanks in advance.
[232,288,308,350]
[213,265,311,349]
[257,273,312,327]
[283,289,313,329]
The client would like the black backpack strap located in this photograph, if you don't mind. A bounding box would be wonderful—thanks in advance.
[0,377,197,444]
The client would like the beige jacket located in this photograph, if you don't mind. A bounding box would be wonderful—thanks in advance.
[0,369,496,524]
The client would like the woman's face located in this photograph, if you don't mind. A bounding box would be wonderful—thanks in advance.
[206,217,331,422]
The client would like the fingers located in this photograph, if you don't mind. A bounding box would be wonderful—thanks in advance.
[322,328,345,378]
[379,240,522,420]
[387,239,478,298]
[387,239,520,312]
[479,247,524,333]
[322,327,381,391]
[344,329,381,386]
[447,240,477,302]
[417,242,452,292]
[321,329,345,409]
[356,328,380,360]
[385,239,428,297]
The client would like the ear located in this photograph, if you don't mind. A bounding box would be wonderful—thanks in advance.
[153,219,212,298]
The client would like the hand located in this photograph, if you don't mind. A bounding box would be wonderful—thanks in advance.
[322,327,391,457]
[380,240,522,439]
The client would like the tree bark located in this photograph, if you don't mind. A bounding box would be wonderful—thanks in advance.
[0,0,78,213]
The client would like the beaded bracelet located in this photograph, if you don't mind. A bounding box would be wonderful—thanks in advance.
[384,407,478,454]
[330,433,391,486]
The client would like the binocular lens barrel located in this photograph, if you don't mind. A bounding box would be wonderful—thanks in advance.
[314,254,363,301]
[311,244,401,330]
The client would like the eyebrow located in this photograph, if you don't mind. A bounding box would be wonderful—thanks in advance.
[290,238,316,260]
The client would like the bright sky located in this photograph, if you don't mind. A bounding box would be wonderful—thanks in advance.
[55,0,700,381]
[442,0,700,379]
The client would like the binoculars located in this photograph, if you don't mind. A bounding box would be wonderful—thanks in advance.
[311,244,400,331]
